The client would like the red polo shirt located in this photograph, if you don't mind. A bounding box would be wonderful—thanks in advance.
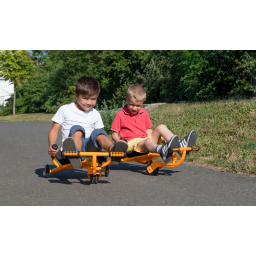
[111,105,153,142]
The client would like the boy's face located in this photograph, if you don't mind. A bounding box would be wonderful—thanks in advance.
[125,96,144,115]
[75,93,98,112]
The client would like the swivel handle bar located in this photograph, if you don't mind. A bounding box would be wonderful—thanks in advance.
[51,144,59,158]
[52,144,58,150]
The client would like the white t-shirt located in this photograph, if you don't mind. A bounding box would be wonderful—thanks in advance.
[52,102,104,147]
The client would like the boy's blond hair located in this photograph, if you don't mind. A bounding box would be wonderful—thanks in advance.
[126,84,146,102]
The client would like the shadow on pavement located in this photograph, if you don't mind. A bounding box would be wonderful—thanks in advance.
[110,162,180,176]
[34,166,110,186]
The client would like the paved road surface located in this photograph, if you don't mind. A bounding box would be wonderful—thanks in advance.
[0,122,255,205]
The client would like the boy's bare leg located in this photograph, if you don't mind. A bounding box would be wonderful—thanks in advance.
[96,134,114,152]
[136,139,158,152]
[71,130,83,151]
[137,124,175,152]
[151,124,174,143]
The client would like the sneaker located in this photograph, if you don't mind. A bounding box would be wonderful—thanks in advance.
[63,137,82,169]
[111,140,128,165]
[55,149,71,165]
[178,130,197,157]
[160,135,179,163]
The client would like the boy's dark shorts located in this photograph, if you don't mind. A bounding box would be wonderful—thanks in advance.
[69,125,108,152]
[56,125,108,165]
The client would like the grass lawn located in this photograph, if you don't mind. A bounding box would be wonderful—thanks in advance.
[147,98,256,175]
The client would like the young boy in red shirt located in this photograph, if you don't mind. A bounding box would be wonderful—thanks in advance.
[111,84,197,163]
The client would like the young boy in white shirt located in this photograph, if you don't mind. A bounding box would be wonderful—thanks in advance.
[48,75,128,168]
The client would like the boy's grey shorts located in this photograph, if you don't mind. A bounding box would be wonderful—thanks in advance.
[55,126,108,165]
[69,125,108,152]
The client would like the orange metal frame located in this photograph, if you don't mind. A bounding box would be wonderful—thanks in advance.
[48,146,199,181]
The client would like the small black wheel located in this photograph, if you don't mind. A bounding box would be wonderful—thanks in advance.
[44,164,50,178]
[153,167,159,176]
[146,163,159,176]
[105,166,110,177]
[146,162,152,174]
[91,175,99,184]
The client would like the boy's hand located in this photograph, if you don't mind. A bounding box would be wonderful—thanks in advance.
[48,122,61,156]
[48,145,59,157]
[145,129,152,135]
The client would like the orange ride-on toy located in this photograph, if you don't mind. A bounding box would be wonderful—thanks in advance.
[44,144,200,184]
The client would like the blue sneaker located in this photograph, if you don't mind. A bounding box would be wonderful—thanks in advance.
[160,135,179,163]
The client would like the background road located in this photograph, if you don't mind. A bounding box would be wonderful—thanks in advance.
[0,122,255,206]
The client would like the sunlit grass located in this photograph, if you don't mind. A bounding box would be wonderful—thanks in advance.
[147,97,256,175]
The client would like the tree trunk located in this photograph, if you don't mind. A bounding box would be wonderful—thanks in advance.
[13,84,16,115]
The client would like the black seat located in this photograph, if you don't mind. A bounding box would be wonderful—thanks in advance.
[126,151,149,158]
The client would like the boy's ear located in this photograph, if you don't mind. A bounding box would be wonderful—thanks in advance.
[74,92,78,100]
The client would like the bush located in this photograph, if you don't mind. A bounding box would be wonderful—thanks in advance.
[97,100,120,134]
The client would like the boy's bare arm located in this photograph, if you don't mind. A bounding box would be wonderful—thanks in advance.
[145,129,152,135]
[112,131,120,143]
[48,122,61,156]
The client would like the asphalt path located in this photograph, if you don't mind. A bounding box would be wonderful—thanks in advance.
[0,122,255,206]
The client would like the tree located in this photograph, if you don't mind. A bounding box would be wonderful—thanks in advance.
[0,50,36,115]
[99,50,145,107]
[137,50,256,103]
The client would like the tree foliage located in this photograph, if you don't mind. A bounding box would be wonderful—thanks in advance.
[137,50,256,102]
[0,50,36,115]
[1,50,256,116]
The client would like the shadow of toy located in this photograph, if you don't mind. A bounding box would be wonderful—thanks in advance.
[34,165,110,186]
[110,162,181,176]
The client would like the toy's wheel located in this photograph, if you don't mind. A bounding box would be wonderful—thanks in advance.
[90,175,99,184]
[146,162,152,174]
[153,167,159,176]
[44,164,50,178]
[146,163,159,176]
[105,166,110,177]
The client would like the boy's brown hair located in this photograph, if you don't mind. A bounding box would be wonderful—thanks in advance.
[126,84,146,102]
[75,75,100,96]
